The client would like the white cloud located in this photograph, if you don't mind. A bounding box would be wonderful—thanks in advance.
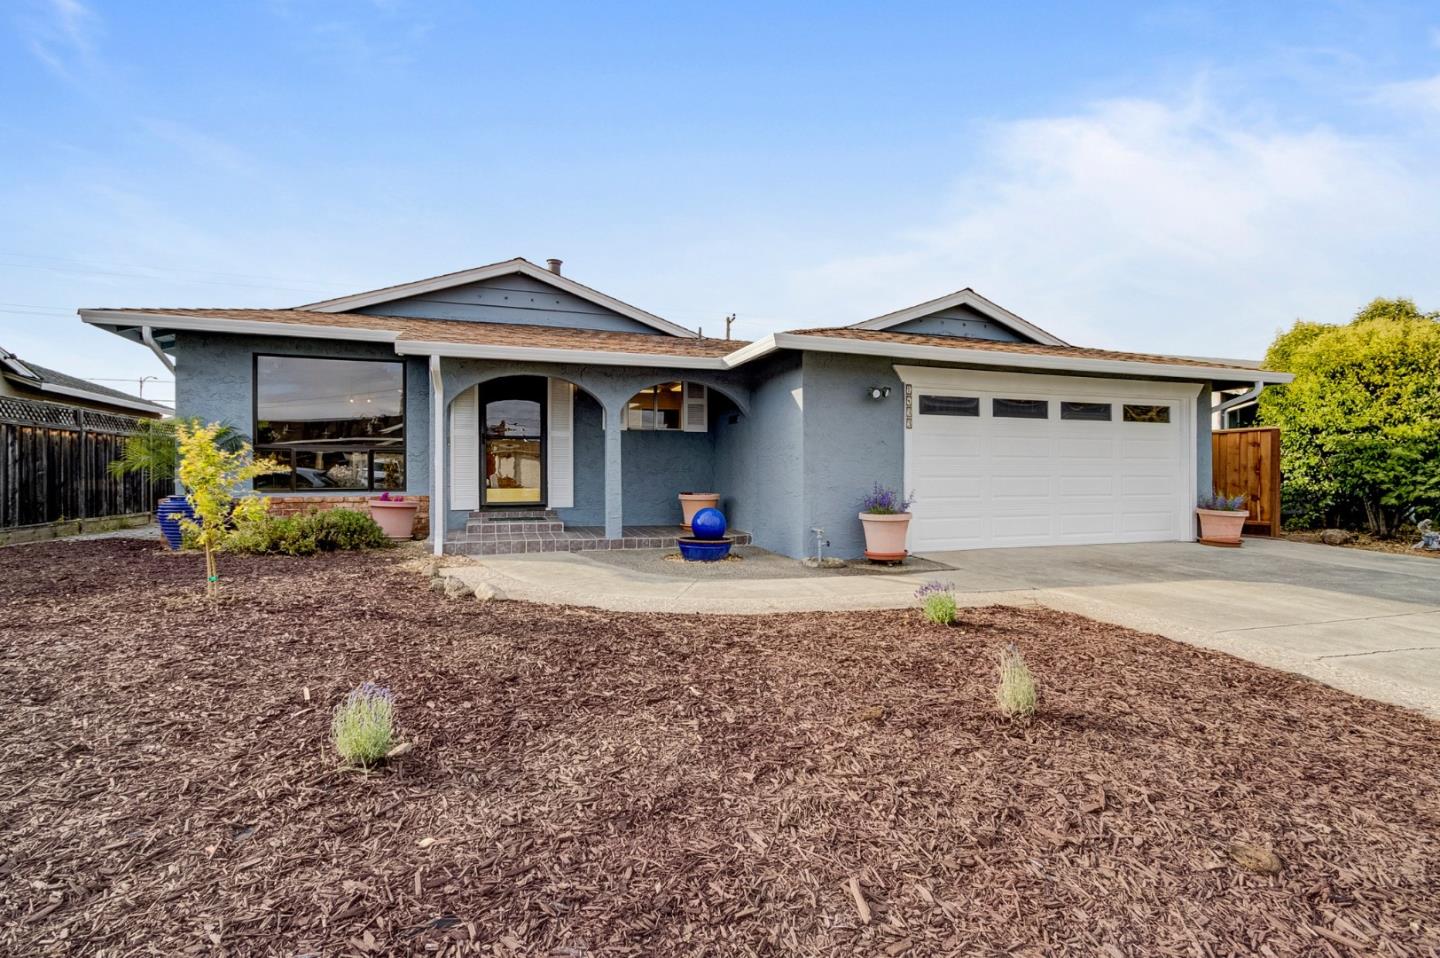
[20,0,99,79]
[794,92,1440,359]
[1373,73,1440,114]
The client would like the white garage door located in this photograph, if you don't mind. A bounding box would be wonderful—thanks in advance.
[901,369,1197,552]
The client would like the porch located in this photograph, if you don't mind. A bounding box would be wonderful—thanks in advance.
[431,363,756,555]
[444,509,752,556]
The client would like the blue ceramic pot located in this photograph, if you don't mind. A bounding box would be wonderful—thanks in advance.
[678,537,732,561]
[156,495,195,551]
[690,507,727,541]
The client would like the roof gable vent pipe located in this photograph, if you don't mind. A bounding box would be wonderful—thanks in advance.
[546,258,563,275]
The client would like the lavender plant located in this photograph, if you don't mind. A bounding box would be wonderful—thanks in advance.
[332,682,395,766]
[995,643,1038,719]
[860,483,915,515]
[1198,491,1248,511]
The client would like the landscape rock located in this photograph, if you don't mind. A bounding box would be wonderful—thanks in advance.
[1320,529,1355,546]
[470,581,504,603]
[1228,842,1283,874]
[428,576,446,592]
[442,576,474,599]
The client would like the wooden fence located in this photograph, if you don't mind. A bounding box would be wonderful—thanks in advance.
[1212,426,1281,537]
[0,395,168,531]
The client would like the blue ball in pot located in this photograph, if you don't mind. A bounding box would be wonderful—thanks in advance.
[690,507,727,541]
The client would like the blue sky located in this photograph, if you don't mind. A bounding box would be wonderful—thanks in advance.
[3,1,1439,405]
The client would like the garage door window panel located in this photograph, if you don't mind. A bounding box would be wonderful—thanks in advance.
[993,398,1049,419]
[1061,401,1112,422]
[1123,404,1171,423]
[919,395,979,417]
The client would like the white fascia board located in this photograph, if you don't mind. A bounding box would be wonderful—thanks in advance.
[300,258,700,339]
[393,339,729,369]
[851,289,1070,346]
[719,335,779,367]
[79,310,399,344]
[764,333,1294,383]
[27,379,169,415]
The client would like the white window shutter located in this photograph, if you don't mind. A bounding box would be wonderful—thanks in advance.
[547,378,575,508]
[449,385,479,511]
[682,382,708,432]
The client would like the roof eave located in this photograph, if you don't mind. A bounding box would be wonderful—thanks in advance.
[79,309,400,344]
[393,339,730,369]
[740,333,1293,383]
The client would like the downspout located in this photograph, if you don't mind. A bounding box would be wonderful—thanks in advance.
[141,326,176,373]
[429,354,445,556]
[1212,380,1264,427]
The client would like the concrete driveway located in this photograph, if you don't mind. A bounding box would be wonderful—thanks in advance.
[443,537,1440,717]
[922,538,1440,717]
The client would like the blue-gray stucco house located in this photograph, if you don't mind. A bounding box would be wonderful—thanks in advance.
[81,257,1290,559]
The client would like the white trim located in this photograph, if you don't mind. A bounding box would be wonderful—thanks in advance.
[760,334,1293,383]
[897,366,1198,550]
[720,335,778,367]
[429,355,445,555]
[80,309,399,344]
[851,289,1070,345]
[395,339,730,369]
[16,378,169,415]
[299,258,700,338]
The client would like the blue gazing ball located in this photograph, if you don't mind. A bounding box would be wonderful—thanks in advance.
[691,507,727,540]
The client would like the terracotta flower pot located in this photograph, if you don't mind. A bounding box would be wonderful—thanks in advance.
[1196,508,1247,545]
[369,500,419,540]
[859,511,911,561]
[679,492,721,529]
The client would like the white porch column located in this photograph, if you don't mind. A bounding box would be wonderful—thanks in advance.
[604,404,623,539]
[429,355,445,556]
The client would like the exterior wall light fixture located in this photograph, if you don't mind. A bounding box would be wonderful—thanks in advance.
[867,386,892,401]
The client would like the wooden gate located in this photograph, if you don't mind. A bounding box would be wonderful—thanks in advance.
[1211,427,1281,537]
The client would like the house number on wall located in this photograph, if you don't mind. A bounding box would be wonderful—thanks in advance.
[904,384,913,429]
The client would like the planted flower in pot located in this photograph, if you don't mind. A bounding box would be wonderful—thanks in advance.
[1197,491,1249,545]
[368,491,419,540]
[859,483,915,562]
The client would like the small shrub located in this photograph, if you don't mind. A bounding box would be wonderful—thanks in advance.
[296,508,390,551]
[860,482,915,515]
[332,682,395,766]
[995,643,1038,719]
[224,509,387,556]
[915,580,957,624]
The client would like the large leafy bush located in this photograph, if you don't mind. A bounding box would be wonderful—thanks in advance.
[1258,298,1440,535]
[226,508,390,556]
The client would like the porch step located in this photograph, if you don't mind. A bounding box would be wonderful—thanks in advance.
[465,509,565,536]
[444,526,752,557]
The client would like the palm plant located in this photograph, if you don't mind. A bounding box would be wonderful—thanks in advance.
[108,418,247,484]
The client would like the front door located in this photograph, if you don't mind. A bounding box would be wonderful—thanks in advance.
[481,377,545,506]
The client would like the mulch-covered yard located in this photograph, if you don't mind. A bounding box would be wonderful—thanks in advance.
[3,541,1439,957]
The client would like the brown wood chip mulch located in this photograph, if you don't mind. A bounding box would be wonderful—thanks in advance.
[2,539,1439,956]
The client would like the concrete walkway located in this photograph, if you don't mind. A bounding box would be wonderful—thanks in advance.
[443,538,1440,716]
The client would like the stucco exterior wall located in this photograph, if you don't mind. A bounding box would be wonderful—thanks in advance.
[171,332,432,495]
[1195,381,1214,495]
[713,353,807,557]
[800,352,906,559]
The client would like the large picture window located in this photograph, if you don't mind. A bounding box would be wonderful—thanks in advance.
[254,356,405,492]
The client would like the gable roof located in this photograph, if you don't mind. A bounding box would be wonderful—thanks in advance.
[298,257,700,339]
[1,346,170,415]
[850,288,1069,346]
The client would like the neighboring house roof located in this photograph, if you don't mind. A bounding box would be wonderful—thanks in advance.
[849,288,1069,346]
[79,308,744,369]
[0,347,169,416]
[298,257,700,339]
[80,306,1291,383]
